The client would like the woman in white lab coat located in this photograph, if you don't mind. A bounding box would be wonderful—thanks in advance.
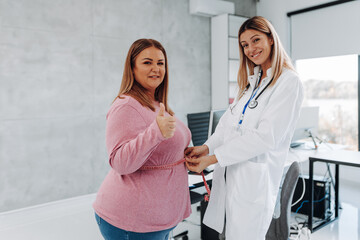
[185,16,304,240]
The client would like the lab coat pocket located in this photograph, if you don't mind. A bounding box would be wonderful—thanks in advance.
[236,160,268,205]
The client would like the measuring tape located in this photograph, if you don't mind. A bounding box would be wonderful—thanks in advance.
[201,171,211,202]
[139,159,211,202]
[139,158,186,170]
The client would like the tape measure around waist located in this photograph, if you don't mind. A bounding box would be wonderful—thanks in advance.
[201,171,211,202]
[139,158,211,202]
[139,158,186,170]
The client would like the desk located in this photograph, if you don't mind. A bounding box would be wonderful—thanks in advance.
[188,172,213,189]
[308,150,360,232]
[187,143,358,235]
[286,142,347,166]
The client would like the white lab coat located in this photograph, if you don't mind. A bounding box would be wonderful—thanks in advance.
[203,66,304,240]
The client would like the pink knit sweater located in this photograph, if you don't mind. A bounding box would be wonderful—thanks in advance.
[93,95,192,232]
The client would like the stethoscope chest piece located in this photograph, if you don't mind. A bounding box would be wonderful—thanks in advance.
[248,100,258,109]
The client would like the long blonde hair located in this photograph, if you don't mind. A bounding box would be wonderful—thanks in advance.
[114,38,173,115]
[237,16,295,99]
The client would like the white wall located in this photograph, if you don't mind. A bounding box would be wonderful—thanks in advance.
[0,0,212,212]
[0,0,256,212]
[290,1,360,60]
[257,0,331,54]
[226,0,256,17]
[257,1,360,186]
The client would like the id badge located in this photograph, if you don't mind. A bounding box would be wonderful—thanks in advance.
[233,123,243,134]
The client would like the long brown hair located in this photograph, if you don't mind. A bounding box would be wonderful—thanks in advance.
[237,16,295,99]
[114,38,173,115]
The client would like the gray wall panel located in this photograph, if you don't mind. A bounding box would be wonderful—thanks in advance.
[92,37,132,115]
[0,28,93,119]
[0,0,92,33]
[0,0,254,211]
[93,0,163,40]
[0,117,99,210]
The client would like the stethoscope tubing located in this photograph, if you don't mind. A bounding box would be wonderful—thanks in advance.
[248,77,274,108]
[237,72,274,125]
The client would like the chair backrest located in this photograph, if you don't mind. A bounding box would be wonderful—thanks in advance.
[266,161,300,240]
[187,111,210,146]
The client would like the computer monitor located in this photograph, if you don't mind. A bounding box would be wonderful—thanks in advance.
[208,109,226,138]
[291,106,319,143]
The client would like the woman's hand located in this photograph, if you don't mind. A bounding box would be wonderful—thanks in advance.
[186,155,218,173]
[156,103,176,139]
[184,145,209,158]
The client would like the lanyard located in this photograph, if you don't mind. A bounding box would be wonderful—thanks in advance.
[238,71,274,126]
[239,87,259,125]
[238,70,262,125]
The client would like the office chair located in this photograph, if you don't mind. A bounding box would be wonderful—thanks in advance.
[186,111,211,146]
[266,161,300,240]
[186,111,212,209]
[169,112,211,239]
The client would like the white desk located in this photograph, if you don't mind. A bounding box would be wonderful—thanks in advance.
[188,142,349,196]
[286,142,348,167]
[188,142,349,190]
[188,172,213,188]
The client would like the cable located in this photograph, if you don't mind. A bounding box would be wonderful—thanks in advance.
[295,194,328,213]
[295,216,307,225]
[291,175,306,207]
[289,221,310,240]
[322,167,329,180]
[299,132,340,209]
[307,129,318,149]
[288,153,306,207]
[312,135,341,209]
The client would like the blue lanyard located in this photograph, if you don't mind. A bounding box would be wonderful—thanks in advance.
[238,71,262,125]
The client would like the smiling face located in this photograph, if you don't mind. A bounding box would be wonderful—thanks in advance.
[240,29,274,71]
[133,46,165,98]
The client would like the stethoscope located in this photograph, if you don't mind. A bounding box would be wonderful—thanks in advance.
[237,70,273,125]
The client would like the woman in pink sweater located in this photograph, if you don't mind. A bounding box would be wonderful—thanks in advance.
[93,39,192,240]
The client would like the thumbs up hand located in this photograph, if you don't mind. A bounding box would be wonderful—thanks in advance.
[156,103,176,139]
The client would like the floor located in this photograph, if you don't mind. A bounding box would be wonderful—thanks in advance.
[309,181,360,240]
[0,195,103,240]
[174,181,360,240]
[0,181,359,240]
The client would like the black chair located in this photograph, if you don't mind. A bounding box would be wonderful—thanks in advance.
[186,111,211,146]
[266,161,300,240]
[170,112,211,240]
[186,111,211,209]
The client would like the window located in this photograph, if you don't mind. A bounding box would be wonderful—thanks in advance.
[296,55,359,150]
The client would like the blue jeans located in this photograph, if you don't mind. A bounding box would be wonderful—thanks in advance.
[95,213,175,240]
